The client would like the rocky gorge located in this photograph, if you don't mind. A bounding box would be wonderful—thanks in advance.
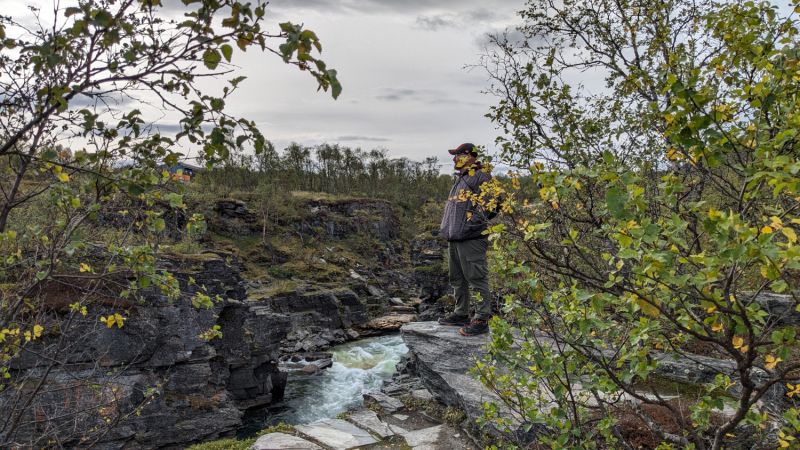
[12,195,790,449]
[2,197,451,449]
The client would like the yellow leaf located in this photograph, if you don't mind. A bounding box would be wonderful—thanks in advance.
[740,345,749,353]
[551,201,559,210]
[771,216,783,225]
[635,296,661,317]
[707,306,717,313]
[711,323,723,331]
[766,355,782,370]
[732,336,743,348]
[782,227,797,243]
[574,182,581,190]
[762,226,773,234]
[59,173,69,182]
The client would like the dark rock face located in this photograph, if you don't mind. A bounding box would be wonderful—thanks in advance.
[301,200,398,242]
[408,230,448,298]
[754,292,800,328]
[4,255,263,449]
[3,254,381,449]
[261,288,371,355]
[212,200,259,235]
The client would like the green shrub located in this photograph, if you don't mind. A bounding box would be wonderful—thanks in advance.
[267,264,294,279]
[185,437,256,450]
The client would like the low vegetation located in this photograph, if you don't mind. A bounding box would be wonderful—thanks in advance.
[472,0,800,448]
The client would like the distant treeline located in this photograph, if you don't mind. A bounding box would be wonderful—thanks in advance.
[191,141,454,210]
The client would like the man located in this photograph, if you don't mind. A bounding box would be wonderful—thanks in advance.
[438,143,493,336]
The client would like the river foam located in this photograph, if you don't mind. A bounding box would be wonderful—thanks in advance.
[240,334,408,435]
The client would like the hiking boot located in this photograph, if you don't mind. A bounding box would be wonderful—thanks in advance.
[438,313,471,327]
[460,318,489,336]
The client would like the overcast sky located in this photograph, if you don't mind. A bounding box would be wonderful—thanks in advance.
[201,0,527,162]
[7,0,527,164]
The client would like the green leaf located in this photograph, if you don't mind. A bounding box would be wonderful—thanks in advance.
[210,98,224,111]
[331,80,342,99]
[154,218,165,232]
[167,193,184,208]
[36,271,48,280]
[128,184,145,196]
[221,44,233,62]
[203,49,222,70]
[771,280,789,293]
[779,345,793,361]
[606,187,627,219]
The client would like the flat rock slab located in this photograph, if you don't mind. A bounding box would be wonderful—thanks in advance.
[296,419,378,450]
[401,425,443,448]
[392,414,409,421]
[411,389,433,401]
[347,410,394,439]
[400,322,525,434]
[361,314,418,332]
[388,424,407,435]
[251,432,322,450]
[363,391,404,413]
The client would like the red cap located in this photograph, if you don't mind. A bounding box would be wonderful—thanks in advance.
[448,143,477,156]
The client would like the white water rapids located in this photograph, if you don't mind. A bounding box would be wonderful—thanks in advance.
[241,334,408,434]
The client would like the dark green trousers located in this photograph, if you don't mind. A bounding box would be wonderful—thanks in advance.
[448,238,492,320]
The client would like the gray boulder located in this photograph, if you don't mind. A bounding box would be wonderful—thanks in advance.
[362,391,404,413]
[400,322,510,430]
[251,432,322,450]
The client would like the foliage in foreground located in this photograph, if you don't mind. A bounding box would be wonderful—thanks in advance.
[473,0,800,448]
[0,0,339,445]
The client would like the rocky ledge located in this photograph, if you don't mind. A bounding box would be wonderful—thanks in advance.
[399,322,509,431]
[400,319,788,446]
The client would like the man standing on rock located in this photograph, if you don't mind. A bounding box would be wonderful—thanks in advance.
[438,143,493,336]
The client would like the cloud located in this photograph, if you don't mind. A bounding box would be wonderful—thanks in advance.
[337,135,390,142]
[266,0,502,15]
[373,87,485,107]
[414,15,456,31]
[414,8,507,31]
[375,88,420,101]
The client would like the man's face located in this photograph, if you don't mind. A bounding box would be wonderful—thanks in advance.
[453,152,475,172]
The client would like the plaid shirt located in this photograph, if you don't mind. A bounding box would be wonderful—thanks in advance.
[440,169,493,242]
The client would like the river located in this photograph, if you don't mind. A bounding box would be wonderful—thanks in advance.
[240,334,408,435]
